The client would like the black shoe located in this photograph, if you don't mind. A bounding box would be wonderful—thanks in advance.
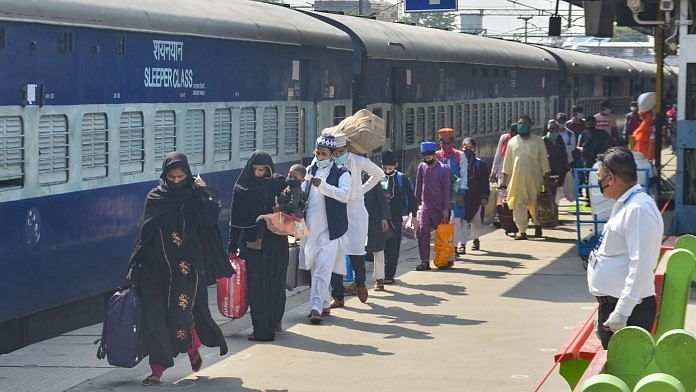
[415,262,431,271]
[472,239,480,251]
[247,333,274,342]
[383,277,395,285]
[456,245,466,255]
[534,226,543,238]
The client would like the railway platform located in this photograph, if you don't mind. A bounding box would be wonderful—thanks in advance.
[2,198,694,392]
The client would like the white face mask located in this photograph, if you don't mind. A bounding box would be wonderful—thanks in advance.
[630,106,638,112]
[602,108,611,114]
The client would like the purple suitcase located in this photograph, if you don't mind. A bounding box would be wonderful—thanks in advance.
[96,288,143,368]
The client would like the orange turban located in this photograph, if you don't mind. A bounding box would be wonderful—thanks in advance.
[438,128,454,138]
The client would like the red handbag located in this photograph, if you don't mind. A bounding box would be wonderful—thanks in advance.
[216,256,248,319]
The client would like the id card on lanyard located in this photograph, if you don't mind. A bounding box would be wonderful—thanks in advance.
[588,188,642,268]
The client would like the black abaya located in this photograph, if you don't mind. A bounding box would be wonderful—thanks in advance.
[228,151,289,340]
[127,152,233,368]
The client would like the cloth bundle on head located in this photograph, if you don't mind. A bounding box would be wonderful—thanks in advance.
[316,133,344,150]
[327,109,385,154]
[381,149,398,166]
[420,141,437,154]
[438,128,455,138]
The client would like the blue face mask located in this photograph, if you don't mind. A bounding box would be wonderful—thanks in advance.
[517,123,531,135]
[316,158,332,169]
[333,151,349,165]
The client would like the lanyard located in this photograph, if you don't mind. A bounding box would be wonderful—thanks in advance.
[592,187,643,252]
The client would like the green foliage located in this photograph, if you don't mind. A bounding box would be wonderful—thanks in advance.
[401,12,456,30]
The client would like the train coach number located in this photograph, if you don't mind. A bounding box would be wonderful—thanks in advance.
[113,92,121,99]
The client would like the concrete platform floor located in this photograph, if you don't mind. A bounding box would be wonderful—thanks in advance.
[2,210,694,392]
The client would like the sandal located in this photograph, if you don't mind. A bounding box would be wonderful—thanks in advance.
[142,374,162,386]
[309,310,322,325]
[514,233,528,240]
[415,262,431,271]
[322,308,331,316]
[373,279,384,291]
[189,350,202,372]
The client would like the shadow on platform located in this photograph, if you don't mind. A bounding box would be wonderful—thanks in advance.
[268,331,395,357]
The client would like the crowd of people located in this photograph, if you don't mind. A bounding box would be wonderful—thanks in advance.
[125,100,672,385]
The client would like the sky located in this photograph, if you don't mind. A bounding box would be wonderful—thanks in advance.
[284,0,588,44]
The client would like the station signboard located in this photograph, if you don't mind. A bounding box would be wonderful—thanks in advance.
[405,0,457,13]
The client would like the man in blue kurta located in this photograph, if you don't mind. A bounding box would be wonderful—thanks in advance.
[414,142,451,271]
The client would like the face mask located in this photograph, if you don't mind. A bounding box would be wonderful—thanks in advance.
[422,158,435,166]
[384,169,396,176]
[333,152,349,165]
[517,124,531,135]
[547,132,559,142]
[630,106,637,112]
[166,179,188,190]
[286,177,301,187]
[598,174,610,195]
[602,109,611,114]
[316,158,332,169]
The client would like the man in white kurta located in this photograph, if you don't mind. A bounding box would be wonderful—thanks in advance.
[329,143,385,306]
[501,116,550,240]
[300,136,352,324]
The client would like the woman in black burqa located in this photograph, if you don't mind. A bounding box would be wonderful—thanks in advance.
[127,152,234,386]
[228,151,289,342]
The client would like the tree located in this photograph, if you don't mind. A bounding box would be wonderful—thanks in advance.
[401,12,456,30]
[611,26,649,42]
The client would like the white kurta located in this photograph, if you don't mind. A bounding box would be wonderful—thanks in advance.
[340,153,385,255]
[299,163,351,312]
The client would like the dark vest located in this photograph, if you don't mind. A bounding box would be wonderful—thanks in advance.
[306,163,349,240]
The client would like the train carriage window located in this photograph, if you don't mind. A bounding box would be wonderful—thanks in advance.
[472,104,479,135]
[454,105,462,137]
[38,114,69,185]
[463,104,470,135]
[507,102,513,125]
[213,108,232,161]
[437,106,445,131]
[372,108,383,119]
[386,110,392,141]
[333,106,346,125]
[446,105,453,130]
[154,110,176,164]
[494,103,500,133]
[81,113,108,180]
[284,106,300,154]
[405,108,415,145]
[0,116,24,189]
[427,107,435,141]
[480,104,487,134]
[183,109,204,165]
[263,107,279,156]
[119,111,144,174]
[239,107,257,157]
[416,107,425,142]
[488,103,494,133]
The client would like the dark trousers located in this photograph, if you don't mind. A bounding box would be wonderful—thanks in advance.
[244,233,289,340]
[596,295,656,349]
[331,254,366,300]
[384,217,403,279]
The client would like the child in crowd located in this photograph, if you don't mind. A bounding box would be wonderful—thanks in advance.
[380,150,418,284]
[256,164,309,240]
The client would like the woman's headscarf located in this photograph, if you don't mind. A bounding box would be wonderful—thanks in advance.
[229,150,284,229]
[142,152,196,222]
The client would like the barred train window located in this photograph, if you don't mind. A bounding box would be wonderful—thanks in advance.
[213,108,232,162]
[239,107,257,156]
[446,105,453,130]
[263,107,278,156]
[454,105,462,137]
[416,107,425,142]
[284,107,300,154]
[405,108,415,145]
[437,106,445,131]
[480,104,486,134]
[488,103,494,133]
[427,107,435,141]
[184,109,204,165]
[471,104,478,135]
[119,112,145,174]
[462,104,470,135]
[154,110,176,164]
[81,113,108,180]
[38,114,69,185]
[494,103,500,132]
[333,106,346,126]
[0,116,24,189]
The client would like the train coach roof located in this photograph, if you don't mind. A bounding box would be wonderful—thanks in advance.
[620,58,659,77]
[534,46,635,77]
[308,12,558,70]
[0,0,351,50]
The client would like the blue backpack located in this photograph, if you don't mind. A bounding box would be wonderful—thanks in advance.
[394,172,411,216]
[96,288,144,368]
